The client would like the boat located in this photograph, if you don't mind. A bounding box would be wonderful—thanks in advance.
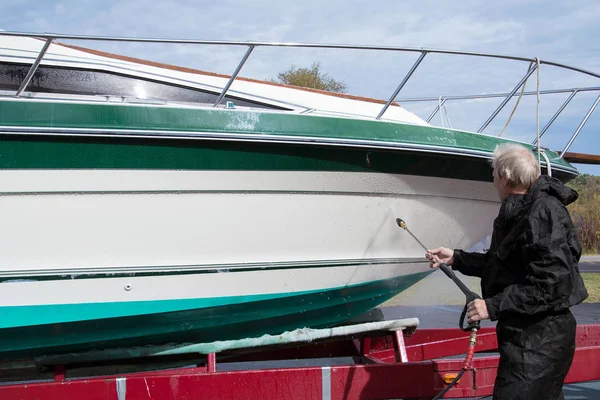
[0,31,595,360]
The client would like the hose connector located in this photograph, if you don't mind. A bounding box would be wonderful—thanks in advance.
[469,327,478,346]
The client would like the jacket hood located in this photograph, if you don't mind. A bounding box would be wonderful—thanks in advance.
[528,175,579,206]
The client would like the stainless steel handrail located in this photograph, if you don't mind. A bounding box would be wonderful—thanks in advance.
[1,31,598,79]
[399,87,600,144]
[15,38,53,97]
[396,87,600,103]
[376,52,427,120]
[426,98,448,123]
[477,64,538,133]
[561,94,600,157]
[213,45,255,107]
[533,90,579,146]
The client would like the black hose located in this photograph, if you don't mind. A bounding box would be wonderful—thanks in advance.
[431,369,466,400]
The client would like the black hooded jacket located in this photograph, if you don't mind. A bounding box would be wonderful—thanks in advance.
[452,175,588,321]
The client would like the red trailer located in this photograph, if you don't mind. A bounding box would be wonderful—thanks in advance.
[1,319,599,400]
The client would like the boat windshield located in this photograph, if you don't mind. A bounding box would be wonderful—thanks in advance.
[0,62,290,110]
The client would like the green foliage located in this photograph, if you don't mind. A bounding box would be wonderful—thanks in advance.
[582,274,600,303]
[272,62,347,93]
[567,174,600,254]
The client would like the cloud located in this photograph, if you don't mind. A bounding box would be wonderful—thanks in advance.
[0,0,598,164]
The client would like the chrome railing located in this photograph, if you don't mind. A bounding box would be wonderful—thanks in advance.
[1,30,599,157]
[398,87,600,154]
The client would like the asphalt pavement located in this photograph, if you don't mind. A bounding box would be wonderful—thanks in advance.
[381,302,600,328]
[383,259,599,309]
[579,260,600,273]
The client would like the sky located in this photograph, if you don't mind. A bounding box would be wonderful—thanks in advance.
[1,0,599,174]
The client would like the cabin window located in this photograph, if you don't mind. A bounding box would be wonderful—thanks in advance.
[0,62,290,110]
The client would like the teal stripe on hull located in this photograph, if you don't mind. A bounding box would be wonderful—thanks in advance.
[0,271,432,359]
[0,292,291,329]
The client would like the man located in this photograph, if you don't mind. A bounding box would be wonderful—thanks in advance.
[427,143,588,400]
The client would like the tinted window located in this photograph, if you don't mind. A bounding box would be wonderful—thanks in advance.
[0,63,289,110]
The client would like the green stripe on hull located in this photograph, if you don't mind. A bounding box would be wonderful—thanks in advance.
[0,136,577,182]
[0,100,575,180]
[0,135,501,181]
[0,271,432,359]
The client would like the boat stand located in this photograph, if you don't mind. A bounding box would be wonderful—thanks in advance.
[1,318,599,399]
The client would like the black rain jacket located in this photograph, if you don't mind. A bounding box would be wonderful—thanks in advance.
[452,175,588,321]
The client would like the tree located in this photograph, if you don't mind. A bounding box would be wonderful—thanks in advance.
[567,174,600,254]
[272,62,347,93]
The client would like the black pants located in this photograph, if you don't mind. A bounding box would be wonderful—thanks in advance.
[493,310,576,400]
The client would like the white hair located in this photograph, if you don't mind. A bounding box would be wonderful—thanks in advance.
[491,143,540,189]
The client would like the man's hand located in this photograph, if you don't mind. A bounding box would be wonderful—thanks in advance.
[467,299,489,323]
[426,247,454,268]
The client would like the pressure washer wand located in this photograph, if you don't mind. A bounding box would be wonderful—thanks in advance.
[437,263,477,302]
[395,217,480,400]
[395,218,429,254]
[395,218,481,331]
[438,263,482,331]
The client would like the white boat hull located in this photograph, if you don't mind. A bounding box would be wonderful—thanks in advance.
[0,170,498,275]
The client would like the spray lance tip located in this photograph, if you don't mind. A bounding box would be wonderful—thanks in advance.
[396,218,407,230]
